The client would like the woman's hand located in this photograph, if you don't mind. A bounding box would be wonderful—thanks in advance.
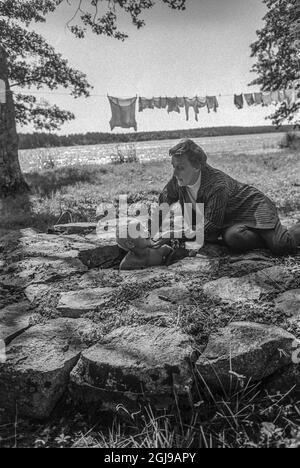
[152,237,171,249]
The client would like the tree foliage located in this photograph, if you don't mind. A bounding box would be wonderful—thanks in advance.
[0,0,186,131]
[250,0,300,126]
[64,0,186,40]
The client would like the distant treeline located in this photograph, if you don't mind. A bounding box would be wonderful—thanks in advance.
[18,126,293,150]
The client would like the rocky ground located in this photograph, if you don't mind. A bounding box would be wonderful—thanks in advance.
[1,216,300,430]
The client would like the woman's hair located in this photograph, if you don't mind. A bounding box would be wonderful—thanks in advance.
[169,139,208,169]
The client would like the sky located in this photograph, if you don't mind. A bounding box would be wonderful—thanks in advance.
[19,0,274,135]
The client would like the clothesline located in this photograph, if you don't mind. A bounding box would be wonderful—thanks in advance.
[0,90,272,99]
[0,77,299,133]
[108,88,300,132]
[0,84,298,100]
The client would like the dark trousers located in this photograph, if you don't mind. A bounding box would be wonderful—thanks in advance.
[222,220,300,256]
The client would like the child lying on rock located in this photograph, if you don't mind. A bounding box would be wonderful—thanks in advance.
[116,218,174,270]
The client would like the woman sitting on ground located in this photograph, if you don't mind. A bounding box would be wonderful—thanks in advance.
[154,139,300,255]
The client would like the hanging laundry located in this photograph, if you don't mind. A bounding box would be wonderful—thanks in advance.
[166,97,180,114]
[184,97,199,121]
[234,94,244,109]
[244,93,255,106]
[184,97,207,121]
[153,97,167,109]
[262,93,272,106]
[108,96,137,131]
[254,92,263,105]
[206,96,219,113]
[153,97,162,109]
[197,96,207,108]
[270,90,280,104]
[177,97,185,108]
[0,80,6,104]
[139,97,154,112]
[160,97,167,109]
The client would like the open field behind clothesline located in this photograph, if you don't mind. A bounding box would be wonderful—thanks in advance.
[19,132,286,173]
[1,141,299,233]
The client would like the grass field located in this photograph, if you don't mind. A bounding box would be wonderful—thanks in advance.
[1,148,299,233]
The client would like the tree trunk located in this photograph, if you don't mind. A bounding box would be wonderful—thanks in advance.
[0,46,29,197]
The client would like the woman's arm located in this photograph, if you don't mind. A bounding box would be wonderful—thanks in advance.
[204,187,230,237]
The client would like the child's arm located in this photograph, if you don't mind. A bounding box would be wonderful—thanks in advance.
[120,246,174,270]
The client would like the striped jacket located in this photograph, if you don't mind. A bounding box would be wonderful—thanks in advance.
[158,164,279,237]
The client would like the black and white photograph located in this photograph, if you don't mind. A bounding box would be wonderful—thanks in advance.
[0,0,300,451]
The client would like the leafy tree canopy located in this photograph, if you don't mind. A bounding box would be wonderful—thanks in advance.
[250,0,300,126]
[0,0,186,130]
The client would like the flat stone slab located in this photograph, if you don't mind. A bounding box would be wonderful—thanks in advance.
[25,284,51,304]
[168,255,217,275]
[0,318,101,419]
[78,270,123,289]
[0,302,32,344]
[128,304,170,323]
[227,260,275,276]
[70,325,197,410]
[120,267,175,285]
[251,266,294,291]
[3,231,122,270]
[50,223,97,235]
[203,276,263,303]
[203,266,294,303]
[228,252,274,263]
[196,322,296,390]
[57,287,116,318]
[19,228,41,237]
[133,285,193,317]
[275,289,300,319]
[8,257,88,287]
[8,233,98,260]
